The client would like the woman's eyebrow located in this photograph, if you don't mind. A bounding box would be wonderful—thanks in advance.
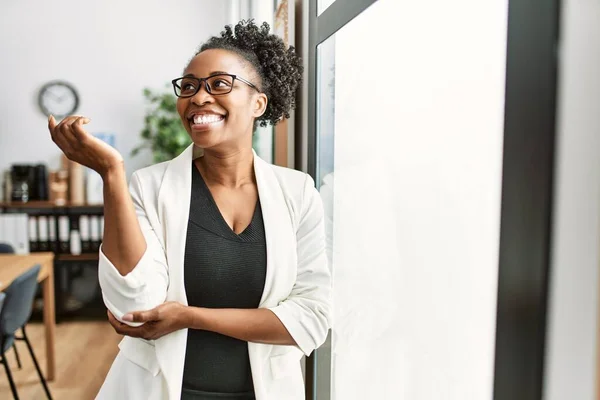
[182,71,231,78]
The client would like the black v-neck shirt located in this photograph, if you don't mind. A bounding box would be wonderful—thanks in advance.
[181,163,266,400]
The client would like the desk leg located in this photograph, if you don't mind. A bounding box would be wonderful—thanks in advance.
[43,262,56,381]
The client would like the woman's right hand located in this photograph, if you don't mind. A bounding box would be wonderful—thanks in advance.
[48,115,124,178]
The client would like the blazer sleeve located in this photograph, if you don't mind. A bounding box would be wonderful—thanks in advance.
[269,174,333,356]
[98,171,169,327]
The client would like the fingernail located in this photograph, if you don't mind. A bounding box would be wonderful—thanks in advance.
[48,114,53,121]
[122,313,133,322]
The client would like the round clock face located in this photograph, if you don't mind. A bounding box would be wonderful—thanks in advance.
[38,81,79,119]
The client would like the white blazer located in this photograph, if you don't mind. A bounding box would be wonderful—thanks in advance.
[95,144,332,400]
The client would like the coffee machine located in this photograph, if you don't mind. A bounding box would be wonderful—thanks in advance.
[10,164,48,202]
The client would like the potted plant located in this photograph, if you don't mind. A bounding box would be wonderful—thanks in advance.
[131,86,192,163]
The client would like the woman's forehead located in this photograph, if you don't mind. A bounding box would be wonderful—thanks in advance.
[184,49,248,77]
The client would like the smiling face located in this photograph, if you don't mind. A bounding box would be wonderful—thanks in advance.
[176,49,268,152]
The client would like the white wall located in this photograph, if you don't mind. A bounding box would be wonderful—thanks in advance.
[0,0,227,198]
[317,0,508,398]
[543,0,600,399]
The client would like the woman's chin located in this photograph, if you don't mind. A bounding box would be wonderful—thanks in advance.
[188,124,224,147]
[189,132,225,150]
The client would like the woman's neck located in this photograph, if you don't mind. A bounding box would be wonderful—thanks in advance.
[196,147,255,188]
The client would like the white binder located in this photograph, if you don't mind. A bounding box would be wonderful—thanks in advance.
[0,214,30,254]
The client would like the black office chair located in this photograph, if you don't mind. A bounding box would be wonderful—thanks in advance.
[0,264,53,399]
[0,242,24,371]
[0,243,15,253]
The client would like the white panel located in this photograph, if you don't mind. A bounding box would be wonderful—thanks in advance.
[316,0,508,398]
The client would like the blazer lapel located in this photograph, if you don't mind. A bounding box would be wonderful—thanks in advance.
[253,153,297,309]
[154,144,200,400]
[250,154,298,399]
[157,144,199,306]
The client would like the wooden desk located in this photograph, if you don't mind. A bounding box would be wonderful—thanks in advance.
[0,253,55,381]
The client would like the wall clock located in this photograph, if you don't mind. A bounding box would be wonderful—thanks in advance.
[38,80,79,119]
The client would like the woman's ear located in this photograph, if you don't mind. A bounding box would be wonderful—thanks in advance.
[253,92,268,119]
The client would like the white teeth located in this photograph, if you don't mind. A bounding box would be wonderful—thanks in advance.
[193,114,223,124]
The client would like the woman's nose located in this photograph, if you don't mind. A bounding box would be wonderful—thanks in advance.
[190,81,214,105]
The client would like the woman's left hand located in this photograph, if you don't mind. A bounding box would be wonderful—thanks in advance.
[107,302,189,340]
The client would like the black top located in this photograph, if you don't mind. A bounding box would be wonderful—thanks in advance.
[181,163,266,400]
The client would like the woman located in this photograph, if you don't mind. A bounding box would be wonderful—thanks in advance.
[48,20,331,400]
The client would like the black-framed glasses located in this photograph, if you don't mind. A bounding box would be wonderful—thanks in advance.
[171,74,260,98]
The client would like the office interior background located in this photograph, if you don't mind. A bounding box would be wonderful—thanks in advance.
[0,0,599,399]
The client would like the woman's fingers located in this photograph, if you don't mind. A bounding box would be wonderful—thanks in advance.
[49,115,72,153]
[59,119,81,154]
[122,308,159,323]
[107,310,156,339]
[59,116,79,137]
[48,115,61,142]
[51,115,89,157]
[70,116,91,142]
[48,115,57,131]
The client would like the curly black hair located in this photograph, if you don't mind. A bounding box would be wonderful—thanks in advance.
[194,20,303,127]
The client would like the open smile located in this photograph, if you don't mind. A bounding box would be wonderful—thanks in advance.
[188,113,226,130]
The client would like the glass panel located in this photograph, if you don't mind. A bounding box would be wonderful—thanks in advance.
[253,125,274,164]
[318,0,337,16]
[316,36,336,188]
[314,0,508,398]
[314,31,336,400]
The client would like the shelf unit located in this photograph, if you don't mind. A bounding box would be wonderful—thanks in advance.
[0,201,104,212]
[0,201,105,322]
[57,253,100,262]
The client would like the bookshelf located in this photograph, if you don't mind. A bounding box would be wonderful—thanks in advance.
[0,201,105,321]
[57,253,100,262]
[0,201,103,212]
